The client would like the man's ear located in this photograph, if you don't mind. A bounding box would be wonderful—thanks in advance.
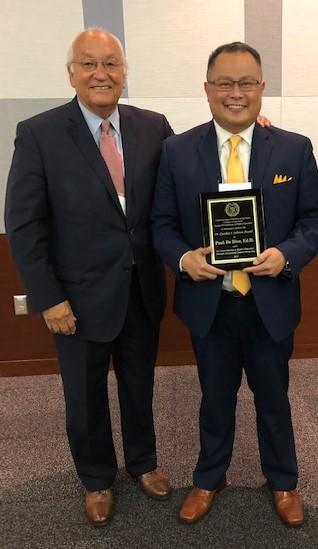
[67,65,75,88]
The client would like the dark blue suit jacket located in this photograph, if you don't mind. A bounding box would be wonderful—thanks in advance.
[152,122,318,341]
[5,98,172,341]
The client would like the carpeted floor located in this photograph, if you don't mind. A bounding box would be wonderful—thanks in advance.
[1,360,317,548]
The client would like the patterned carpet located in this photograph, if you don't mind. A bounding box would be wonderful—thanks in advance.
[1,360,317,548]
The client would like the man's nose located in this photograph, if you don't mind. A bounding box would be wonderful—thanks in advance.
[93,62,110,78]
[230,82,243,96]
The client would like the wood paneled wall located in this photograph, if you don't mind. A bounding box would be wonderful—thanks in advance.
[1,234,318,376]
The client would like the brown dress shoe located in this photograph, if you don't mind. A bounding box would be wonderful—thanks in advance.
[179,478,227,524]
[138,468,171,500]
[85,489,114,527]
[272,489,304,527]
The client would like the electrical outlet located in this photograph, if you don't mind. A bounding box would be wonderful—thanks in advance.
[13,295,28,315]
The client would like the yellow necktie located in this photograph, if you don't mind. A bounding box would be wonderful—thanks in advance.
[227,135,251,295]
[227,135,245,182]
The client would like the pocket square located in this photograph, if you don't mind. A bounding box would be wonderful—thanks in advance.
[273,174,293,184]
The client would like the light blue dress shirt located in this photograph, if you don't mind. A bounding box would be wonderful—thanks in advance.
[77,98,126,212]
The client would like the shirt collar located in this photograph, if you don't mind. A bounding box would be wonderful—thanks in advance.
[213,119,255,148]
[77,98,121,136]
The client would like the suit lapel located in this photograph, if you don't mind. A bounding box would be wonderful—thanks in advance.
[197,122,222,192]
[66,98,124,216]
[196,122,273,192]
[249,125,273,188]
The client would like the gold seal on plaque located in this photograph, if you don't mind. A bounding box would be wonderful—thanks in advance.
[225,202,240,217]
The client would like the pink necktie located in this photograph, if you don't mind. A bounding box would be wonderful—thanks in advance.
[99,120,125,196]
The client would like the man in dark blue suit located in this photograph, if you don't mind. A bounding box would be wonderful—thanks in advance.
[152,42,318,526]
[5,28,172,526]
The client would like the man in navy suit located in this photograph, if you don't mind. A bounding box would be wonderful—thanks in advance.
[5,28,172,526]
[152,42,318,526]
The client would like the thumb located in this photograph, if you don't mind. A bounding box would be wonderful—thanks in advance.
[253,249,269,265]
[202,245,212,255]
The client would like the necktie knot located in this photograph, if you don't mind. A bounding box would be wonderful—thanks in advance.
[229,134,242,151]
[101,119,110,134]
[227,135,244,183]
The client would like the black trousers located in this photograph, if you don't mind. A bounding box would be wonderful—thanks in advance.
[55,270,159,491]
[191,292,298,492]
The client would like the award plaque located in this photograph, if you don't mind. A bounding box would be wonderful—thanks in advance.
[200,189,266,269]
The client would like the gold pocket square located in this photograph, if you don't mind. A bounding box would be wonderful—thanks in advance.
[273,174,293,184]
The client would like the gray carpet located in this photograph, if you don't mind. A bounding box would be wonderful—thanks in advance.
[1,360,317,548]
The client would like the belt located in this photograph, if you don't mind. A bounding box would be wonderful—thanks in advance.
[221,289,252,298]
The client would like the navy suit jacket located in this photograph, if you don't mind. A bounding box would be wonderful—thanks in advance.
[5,98,172,341]
[152,122,318,341]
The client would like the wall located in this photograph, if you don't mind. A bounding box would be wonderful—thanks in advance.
[1,0,318,374]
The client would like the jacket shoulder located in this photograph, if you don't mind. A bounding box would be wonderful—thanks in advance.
[264,125,311,146]
[164,121,212,147]
[119,103,169,124]
[17,100,75,130]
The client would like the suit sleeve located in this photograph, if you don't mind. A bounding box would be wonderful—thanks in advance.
[151,139,192,274]
[276,137,318,278]
[4,121,66,313]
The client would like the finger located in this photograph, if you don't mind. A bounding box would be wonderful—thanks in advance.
[44,318,53,332]
[47,320,61,334]
[48,316,72,334]
[202,245,212,255]
[58,317,77,335]
[194,273,218,281]
[213,267,227,275]
[253,255,268,265]
[244,264,267,274]
[195,268,226,280]
[201,265,226,277]
[65,318,77,335]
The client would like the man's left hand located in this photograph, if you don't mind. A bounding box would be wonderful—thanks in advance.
[243,248,286,277]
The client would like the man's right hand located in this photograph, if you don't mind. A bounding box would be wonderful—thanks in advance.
[181,246,226,281]
[42,300,77,335]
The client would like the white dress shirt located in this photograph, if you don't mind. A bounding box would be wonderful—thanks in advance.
[214,120,255,290]
[180,119,255,291]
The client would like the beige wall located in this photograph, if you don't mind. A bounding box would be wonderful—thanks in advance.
[1,0,318,232]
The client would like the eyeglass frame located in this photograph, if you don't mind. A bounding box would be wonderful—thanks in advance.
[206,78,262,92]
[70,59,124,73]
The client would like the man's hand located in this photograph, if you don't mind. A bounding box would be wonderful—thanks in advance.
[243,248,286,278]
[42,300,77,335]
[257,114,271,128]
[181,246,226,281]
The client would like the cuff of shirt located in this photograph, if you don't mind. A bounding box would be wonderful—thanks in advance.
[179,250,192,272]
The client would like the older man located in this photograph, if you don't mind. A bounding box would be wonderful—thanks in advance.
[5,28,172,526]
[152,42,318,526]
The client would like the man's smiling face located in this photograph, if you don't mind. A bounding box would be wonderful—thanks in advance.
[68,30,126,118]
[204,51,264,133]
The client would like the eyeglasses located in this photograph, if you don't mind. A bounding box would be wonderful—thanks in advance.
[71,59,123,73]
[206,78,261,92]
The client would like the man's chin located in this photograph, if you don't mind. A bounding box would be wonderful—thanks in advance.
[223,115,253,133]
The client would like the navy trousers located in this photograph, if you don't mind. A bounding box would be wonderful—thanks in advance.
[191,292,298,491]
[55,269,159,491]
